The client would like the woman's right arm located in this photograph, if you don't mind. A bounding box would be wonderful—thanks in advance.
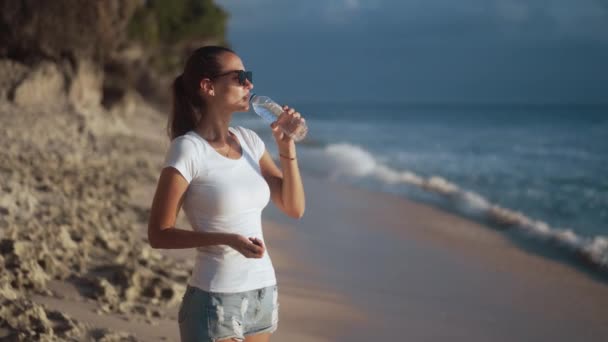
[147,167,265,258]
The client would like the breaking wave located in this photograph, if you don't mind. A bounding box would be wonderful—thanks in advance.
[300,142,608,268]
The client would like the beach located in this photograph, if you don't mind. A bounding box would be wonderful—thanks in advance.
[1,0,607,339]
[2,96,607,341]
[266,176,608,341]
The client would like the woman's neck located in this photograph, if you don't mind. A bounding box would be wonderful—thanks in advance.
[195,107,233,144]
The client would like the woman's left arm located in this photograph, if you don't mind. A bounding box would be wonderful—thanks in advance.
[259,106,306,219]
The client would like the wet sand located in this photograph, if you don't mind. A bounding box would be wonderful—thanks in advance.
[263,176,608,341]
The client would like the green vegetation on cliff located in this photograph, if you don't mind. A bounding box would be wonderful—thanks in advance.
[128,0,228,71]
[129,0,227,45]
[0,0,230,107]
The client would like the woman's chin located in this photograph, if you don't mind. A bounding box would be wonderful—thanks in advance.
[236,103,250,112]
[228,98,250,113]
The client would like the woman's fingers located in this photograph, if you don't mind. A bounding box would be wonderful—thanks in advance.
[247,243,263,254]
[273,105,304,142]
[275,108,301,128]
[232,235,265,258]
[281,106,299,117]
[249,237,265,248]
[245,250,262,258]
[270,121,285,141]
[243,238,265,258]
[243,248,262,258]
[249,238,265,257]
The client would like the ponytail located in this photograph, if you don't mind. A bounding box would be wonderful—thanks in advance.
[168,74,199,140]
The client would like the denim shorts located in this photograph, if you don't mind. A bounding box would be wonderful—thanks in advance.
[178,284,279,342]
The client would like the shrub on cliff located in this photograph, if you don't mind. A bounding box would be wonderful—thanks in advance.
[128,0,228,72]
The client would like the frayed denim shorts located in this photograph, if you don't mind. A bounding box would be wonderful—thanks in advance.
[178,284,279,342]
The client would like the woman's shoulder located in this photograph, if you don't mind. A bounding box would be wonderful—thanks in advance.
[232,126,261,142]
[174,131,205,145]
[168,132,206,154]
[232,126,265,159]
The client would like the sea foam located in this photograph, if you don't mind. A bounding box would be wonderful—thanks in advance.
[300,142,608,269]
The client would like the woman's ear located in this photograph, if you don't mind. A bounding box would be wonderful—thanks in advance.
[200,78,215,96]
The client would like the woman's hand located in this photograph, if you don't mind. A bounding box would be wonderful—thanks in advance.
[270,106,304,153]
[228,234,265,258]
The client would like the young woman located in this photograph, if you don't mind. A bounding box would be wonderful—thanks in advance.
[147,46,305,342]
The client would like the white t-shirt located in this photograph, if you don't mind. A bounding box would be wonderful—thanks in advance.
[163,126,276,293]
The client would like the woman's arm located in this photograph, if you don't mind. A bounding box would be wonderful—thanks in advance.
[147,167,265,258]
[259,106,306,219]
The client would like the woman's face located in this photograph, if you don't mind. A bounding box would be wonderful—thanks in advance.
[208,52,254,113]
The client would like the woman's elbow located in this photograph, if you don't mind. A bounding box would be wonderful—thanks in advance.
[288,208,305,219]
[148,235,161,249]
[147,227,164,249]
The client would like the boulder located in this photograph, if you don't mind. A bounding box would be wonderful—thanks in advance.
[11,62,65,108]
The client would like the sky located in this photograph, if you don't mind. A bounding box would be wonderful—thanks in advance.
[216,0,608,104]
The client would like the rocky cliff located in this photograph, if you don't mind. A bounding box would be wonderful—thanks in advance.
[0,1,228,340]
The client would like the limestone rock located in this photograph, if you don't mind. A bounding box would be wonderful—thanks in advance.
[0,59,29,100]
[69,59,104,113]
[12,62,65,108]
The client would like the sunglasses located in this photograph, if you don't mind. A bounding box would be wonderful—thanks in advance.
[212,70,253,86]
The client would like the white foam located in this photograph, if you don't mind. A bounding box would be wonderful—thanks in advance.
[302,142,608,268]
[324,143,376,179]
[462,191,490,210]
[423,177,459,195]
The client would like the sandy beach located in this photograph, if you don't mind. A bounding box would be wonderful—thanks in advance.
[265,176,608,341]
[2,96,608,341]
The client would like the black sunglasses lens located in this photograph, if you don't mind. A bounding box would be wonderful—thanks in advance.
[238,71,252,85]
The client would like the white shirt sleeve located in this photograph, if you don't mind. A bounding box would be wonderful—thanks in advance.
[163,136,199,183]
[239,127,266,161]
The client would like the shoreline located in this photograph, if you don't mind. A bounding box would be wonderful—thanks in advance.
[262,175,608,340]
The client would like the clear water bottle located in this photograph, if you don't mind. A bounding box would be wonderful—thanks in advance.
[249,94,308,142]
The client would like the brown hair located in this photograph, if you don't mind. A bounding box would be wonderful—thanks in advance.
[168,46,235,140]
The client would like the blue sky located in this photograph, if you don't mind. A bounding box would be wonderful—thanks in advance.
[216,0,608,104]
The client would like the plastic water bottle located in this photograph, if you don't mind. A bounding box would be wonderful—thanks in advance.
[249,94,308,142]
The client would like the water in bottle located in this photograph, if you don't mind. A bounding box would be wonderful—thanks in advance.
[249,94,308,142]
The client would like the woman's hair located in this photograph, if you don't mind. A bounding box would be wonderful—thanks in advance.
[168,45,235,140]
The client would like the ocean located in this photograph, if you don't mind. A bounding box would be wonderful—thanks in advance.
[233,102,608,269]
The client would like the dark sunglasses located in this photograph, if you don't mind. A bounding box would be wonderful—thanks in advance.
[212,70,253,85]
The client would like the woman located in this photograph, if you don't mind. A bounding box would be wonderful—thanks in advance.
[147,46,305,342]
